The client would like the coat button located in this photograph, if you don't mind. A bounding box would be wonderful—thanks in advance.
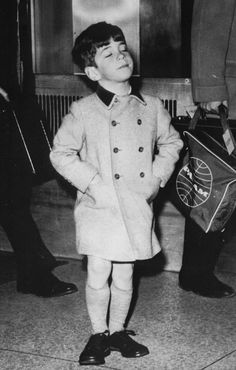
[113,147,119,153]
[140,172,145,177]
[111,120,117,126]
[137,118,142,125]
[114,173,120,179]
[138,146,144,152]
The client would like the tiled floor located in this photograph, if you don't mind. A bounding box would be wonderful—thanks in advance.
[0,254,235,370]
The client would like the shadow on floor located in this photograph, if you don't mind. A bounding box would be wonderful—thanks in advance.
[0,251,17,284]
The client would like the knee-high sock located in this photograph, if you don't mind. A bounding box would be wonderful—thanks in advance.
[109,283,133,334]
[85,283,110,334]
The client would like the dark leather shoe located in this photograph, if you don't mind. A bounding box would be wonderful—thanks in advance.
[17,273,78,297]
[79,331,110,366]
[109,330,149,358]
[179,274,235,298]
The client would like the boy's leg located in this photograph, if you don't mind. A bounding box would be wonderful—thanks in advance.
[79,255,111,366]
[109,262,149,358]
[86,255,112,333]
[109,262,133,333]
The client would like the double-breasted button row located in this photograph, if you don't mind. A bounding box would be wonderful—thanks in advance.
[112,119,142,126]
[114,173,145,179]
[111,120,119,126]
[113,146,143,153]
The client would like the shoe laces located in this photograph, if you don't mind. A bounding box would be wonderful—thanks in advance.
[113,329,138,347]
[123,329,136,336]
[88,330,109,347]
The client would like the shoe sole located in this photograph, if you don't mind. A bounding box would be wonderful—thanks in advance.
[17,287,78,298]
[179,283,236,298]
[79,359,105,365]
[79,349,110,365]
[110,347,149,357]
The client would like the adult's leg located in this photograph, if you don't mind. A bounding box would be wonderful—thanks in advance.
[179,217,235,297]
[180,217,222,277]
[0,205,78,297]
[1,170,58,270]
[0,205,57,278]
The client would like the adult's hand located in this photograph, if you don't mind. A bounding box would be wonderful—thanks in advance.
[199,100,228,113]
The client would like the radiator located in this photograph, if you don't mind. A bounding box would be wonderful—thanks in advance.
[163,99,177,118]
[36,93,177,136]
[36,94,82,136]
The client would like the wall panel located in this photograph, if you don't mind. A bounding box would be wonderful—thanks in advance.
[72,0,140,74]
[31,0,193,77]
[32,0,73,74]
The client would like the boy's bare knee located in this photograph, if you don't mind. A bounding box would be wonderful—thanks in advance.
[112,263,134,290]
[87,256,112,289]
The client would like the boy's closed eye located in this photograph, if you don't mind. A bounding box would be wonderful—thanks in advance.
[120,44,127,52]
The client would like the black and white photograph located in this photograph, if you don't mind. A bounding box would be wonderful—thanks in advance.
[0,1,236,369]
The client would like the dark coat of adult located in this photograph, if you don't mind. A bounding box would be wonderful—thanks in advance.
[191,0,236,118]
[0,93,54,208]
[0,92,56,274]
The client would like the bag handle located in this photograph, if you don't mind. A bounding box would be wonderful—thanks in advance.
[189,104,229,131]
[189,104,236,155]
[218,104,229,132]
[189,105,203,130]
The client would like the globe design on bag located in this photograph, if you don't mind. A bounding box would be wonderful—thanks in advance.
[176,157,212,207]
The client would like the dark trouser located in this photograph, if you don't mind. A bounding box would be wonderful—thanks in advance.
[180,217,223,278]
[0,204,57,281]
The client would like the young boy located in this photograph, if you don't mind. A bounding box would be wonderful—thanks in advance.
[50,21,183,366]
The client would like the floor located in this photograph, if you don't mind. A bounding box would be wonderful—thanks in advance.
[0,254,235,370]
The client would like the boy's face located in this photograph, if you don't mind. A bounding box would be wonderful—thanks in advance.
[85,38,133,85]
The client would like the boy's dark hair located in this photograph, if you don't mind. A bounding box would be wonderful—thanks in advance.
[72,21,126,71]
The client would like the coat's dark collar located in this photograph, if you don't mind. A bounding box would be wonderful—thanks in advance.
[96,84,146,109]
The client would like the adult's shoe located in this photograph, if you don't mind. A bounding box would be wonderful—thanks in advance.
[79,330,110,366]
[109,330,149,358]
[17,272,78,297]
[179,274,235,298]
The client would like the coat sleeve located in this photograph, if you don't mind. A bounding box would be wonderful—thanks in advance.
[191,0,236,103]
[50,101,98,193]
[152,99,183,187]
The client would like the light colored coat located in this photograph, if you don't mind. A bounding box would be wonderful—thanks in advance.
[50,89,183,261]
[191,0,236,119]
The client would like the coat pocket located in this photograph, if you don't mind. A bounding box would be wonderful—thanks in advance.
[127,175,161,203]
[136,175,161,202]
[146,176,161,203]
[85,181,116,209]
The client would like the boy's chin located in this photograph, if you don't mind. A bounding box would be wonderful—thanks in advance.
[117,70,133,81]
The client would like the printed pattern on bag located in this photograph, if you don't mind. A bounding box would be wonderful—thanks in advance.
[173,130,236,233]
[176,157,212,208]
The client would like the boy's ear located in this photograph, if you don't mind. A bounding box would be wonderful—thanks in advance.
[84,66,101,82]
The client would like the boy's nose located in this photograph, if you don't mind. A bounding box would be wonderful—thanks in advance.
[117,51,125,60]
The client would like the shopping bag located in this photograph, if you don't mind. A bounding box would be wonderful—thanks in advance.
[172,105,236,233]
